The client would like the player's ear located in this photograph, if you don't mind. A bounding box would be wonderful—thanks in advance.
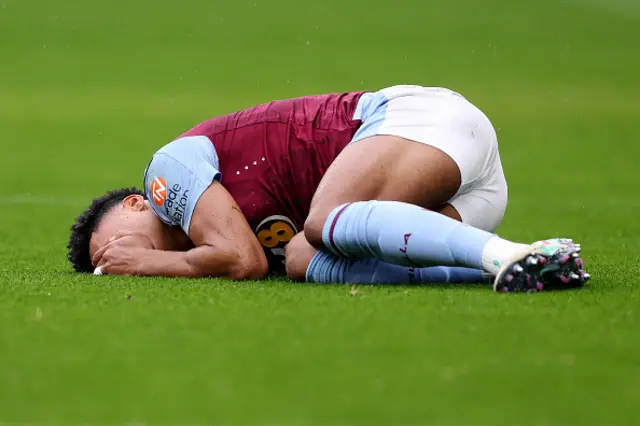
[122,194,146,211]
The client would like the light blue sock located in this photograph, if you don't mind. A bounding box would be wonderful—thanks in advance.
[321,201,494,269]
[306,250,488,284]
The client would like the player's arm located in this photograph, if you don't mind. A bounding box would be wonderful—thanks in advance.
[178,180,268,279]
[95,181,267,279]
[94,135,268,280]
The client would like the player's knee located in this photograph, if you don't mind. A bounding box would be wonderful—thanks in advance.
[285,233,318,282]
[303,209,329,248]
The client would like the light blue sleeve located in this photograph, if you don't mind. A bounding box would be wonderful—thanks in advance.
[143,136,221,237]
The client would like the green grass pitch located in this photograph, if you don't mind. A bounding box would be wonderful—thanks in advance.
[1,0,639,424]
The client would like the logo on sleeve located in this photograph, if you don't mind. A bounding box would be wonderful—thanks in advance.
[150,177,167,206]
[165,183,189,222]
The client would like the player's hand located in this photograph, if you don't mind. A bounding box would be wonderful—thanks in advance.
[92,231,155,276]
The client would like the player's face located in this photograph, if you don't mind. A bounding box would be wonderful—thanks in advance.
[88,195,171,262]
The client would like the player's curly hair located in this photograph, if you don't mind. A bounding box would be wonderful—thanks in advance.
[67,187,145,273]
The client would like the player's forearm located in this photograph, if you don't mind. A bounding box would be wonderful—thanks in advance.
[133,249,202,278]
[138,245,267,280]
[184,244,268,280]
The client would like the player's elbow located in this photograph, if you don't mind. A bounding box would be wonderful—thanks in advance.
[231,260,268,281]
[229,247,268,281]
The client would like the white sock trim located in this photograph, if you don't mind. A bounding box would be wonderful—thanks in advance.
[481,236,531,275]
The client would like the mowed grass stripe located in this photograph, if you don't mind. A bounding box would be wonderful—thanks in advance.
[1,83,639,122]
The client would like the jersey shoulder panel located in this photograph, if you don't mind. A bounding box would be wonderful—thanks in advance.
[143,136,221,236]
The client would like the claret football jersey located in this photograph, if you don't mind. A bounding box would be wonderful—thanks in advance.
[144,91,366,274]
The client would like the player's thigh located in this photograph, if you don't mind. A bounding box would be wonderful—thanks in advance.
[305,88,499,247]
[285,232,319,282]
[304,135,462,245]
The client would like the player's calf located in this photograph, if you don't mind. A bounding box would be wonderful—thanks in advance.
[286,231,490,285]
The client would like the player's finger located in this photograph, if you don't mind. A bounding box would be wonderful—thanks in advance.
[109,230,134,243]
[92,235,131,266]
[92,243,111,267]
[96,261,114,275]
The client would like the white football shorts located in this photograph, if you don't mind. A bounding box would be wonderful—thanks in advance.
[351,85,508,232]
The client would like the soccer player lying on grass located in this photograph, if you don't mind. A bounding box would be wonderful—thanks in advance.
[68,85,589,293]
